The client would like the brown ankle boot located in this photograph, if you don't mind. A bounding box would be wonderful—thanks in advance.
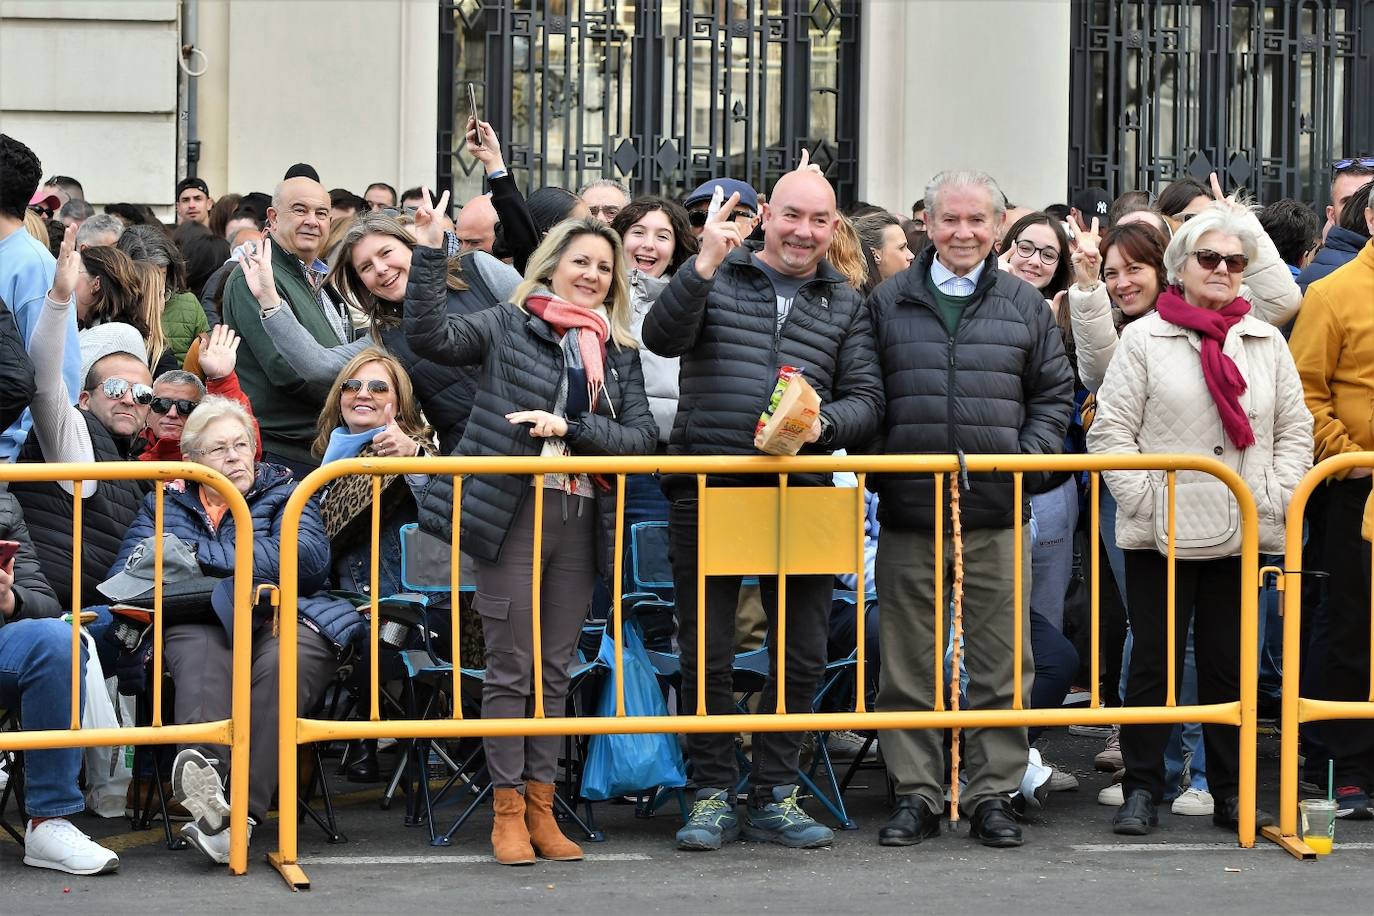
[491,787,536,865]
[524,781,583,861]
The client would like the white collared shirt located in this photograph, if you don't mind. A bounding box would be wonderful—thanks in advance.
[930,256,985,297]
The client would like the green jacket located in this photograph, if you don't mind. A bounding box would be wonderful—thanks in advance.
[162,291,208,364]
[220,238,349,465]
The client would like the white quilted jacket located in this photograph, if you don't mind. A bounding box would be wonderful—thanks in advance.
[1088,312,1313,557]
[1069,206,1303,393]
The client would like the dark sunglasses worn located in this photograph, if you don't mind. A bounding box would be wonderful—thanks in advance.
[1333,157,1374,172]
[340,378,391,395]
[687,209,756,227]
[93,377,154,405]
[150,397,199,416]
[1191,248,1249,274]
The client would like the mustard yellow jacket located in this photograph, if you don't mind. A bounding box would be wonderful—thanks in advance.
[1289,240,1374,468]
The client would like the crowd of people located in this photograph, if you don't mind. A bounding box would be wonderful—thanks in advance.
[1,124,1373,875]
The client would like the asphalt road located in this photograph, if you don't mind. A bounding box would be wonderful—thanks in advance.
[2,729,1366,915]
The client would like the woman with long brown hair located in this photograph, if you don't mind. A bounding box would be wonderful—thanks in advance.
[75,245,176,375]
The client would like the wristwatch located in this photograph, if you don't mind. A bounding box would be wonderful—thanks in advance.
[818,413,835,447]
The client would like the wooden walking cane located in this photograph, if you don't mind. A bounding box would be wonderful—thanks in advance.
[947,457,967,827]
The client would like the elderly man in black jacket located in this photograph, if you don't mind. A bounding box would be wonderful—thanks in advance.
[643,169,883,852]
[866,170,1073,850]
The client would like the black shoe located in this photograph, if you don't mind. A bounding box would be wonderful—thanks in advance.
[345,741,381,783]
[968,798,1022,848]
[878,795,942,847]
[1211,795,1274,829]
[1112,789,1157,836]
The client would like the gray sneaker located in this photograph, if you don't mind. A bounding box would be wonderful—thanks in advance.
[676,788,740,851]
[743,785,834,848]
[171,749,231,836]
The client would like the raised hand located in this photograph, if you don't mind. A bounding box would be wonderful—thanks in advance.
[506,409,568,439]
[466,118,507,176]
[693,190,745,280]
[412,185,452,250]
[1209,171,1246,213]
[50,223,80,304]
[1070,216,1102,289]
[372,403,420,457]
[794,147,823,176]
[197,324,241,380]
[240,238,279,309]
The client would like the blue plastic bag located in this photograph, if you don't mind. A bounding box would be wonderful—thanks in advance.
[580,620,686,800]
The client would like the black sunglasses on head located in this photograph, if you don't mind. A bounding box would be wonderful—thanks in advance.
[150,397,199,416]
[340,378,391,394]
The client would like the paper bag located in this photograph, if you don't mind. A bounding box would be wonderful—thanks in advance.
[754,366,821,456]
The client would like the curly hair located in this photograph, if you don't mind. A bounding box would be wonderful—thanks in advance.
[609,195,698,275]
[0,134,42,221]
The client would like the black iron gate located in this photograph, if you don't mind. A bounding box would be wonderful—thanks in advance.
[1069,0,1374,204]
[437,0,861,209]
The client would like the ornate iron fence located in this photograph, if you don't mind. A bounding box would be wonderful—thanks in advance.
[437,0,861,209]
[1069,0,1374,203]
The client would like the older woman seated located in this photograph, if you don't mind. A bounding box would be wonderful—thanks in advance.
[106,396,365,864]
[1089,201,1313,837]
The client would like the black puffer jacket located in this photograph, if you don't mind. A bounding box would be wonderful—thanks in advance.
[0,296,35,434]
[0,490,61,627]
[641,244,884,492]
[866,246,1074,531]
[403,246,657,577]
[9,411,148,610]
[382,252,503,454]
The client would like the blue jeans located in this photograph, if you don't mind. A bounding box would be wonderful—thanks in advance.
[0,618,87,817]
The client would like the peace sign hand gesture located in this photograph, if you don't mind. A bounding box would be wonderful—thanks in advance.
[412,185,451,250]
[1070,216,1102,289]
[693,190,744,281]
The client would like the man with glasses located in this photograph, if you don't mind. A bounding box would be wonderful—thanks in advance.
[222,176,348,476]
[135,325,260,463]
[1323,156,1374,241]
[10,231,152,610]
[579,178,630,225]
[866,170,1073,850]
[682,178,759,240]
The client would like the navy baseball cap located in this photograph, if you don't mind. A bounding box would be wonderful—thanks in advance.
[683,178,759,213]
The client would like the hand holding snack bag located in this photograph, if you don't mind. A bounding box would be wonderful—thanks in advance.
[754,366,822,455]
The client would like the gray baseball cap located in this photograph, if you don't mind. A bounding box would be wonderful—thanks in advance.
[97,534,213,603]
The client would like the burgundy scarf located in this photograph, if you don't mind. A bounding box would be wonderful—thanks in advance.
[524,292,611,411]
[1154,286,1255,449]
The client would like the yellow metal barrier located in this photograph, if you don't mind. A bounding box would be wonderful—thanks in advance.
[1263,452,1374,859]
[269,453,1261,890]
[0,462,256,875]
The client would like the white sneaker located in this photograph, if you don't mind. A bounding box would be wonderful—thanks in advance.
[1097,782,1124,806]
[23,818,119,875]
[172,749,231,836]
[181,818,253,866]
[1170,787,1215,816]
[1018,748,1053,811]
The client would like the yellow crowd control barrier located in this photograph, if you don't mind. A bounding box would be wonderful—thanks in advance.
[269,453,1261,890]
[1264,452,1374,859]
[0,461,255,875]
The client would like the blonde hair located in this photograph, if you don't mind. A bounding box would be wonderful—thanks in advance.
[311,348,432,458]
[180,396,257,459]
[825,214,867,291]
[131,261,169,369]
[510,217,637,348]
[23,210,47,245]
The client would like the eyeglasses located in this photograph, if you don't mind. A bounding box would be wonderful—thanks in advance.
[340,378,391,395]
[93,377,154,405]
[1012,239,1061,266]
[1333,157,1374,171]
[587,205,622,219]
[1191,249,1249,274]
[150,397,199,416]
[196,441,254,461]
[688,209,757,228]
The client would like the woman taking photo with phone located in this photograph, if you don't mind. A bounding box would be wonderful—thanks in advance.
[404,193,656,866]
